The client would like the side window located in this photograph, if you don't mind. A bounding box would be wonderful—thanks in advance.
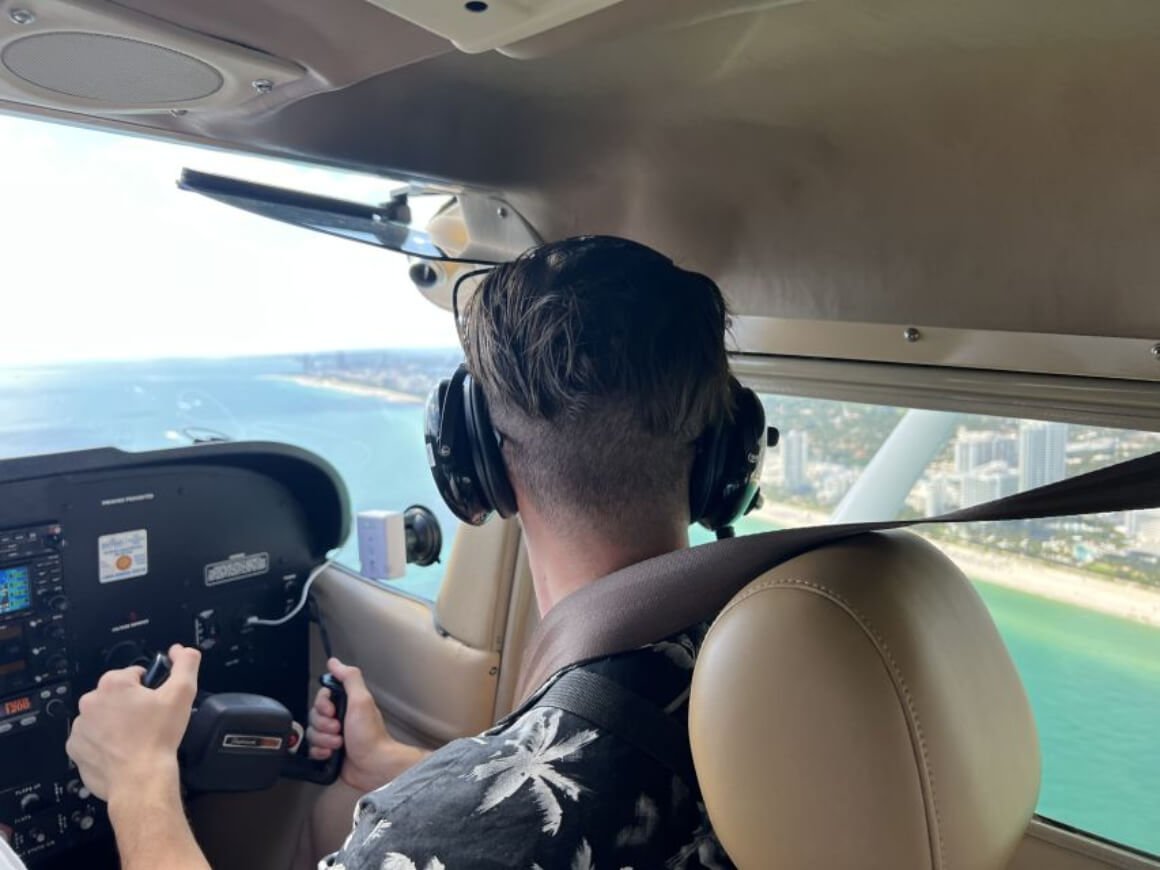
[734,393,1160,856]
[281,351,464,602]
[0,114,461,602]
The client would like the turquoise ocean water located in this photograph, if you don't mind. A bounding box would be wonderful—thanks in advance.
[1,358,1157,856]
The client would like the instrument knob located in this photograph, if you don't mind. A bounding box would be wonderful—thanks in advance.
[19,793,41,813]
[45,698,66,718]
[70,809,95,831]
[48,595,68,613]
[66,779,91,800]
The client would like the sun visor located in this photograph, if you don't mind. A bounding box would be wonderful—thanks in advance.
[178,169,540,282]
[179,169,476,262]
[361,0,624,53]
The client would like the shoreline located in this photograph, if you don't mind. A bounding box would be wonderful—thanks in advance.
[266,373,424,405]
[751,503,1160,629]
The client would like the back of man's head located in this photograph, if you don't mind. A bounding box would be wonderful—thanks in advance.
[463,236,733,536]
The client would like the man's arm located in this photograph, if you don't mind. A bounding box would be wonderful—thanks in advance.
[0,824,27,870]
[294,658,433,867]
[106,761,208,870]
[65,645,209,870]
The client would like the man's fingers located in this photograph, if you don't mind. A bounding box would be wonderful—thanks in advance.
[312,688,335,719]
[312,685,332,710]
[328,657,370,703]
[308,730,342,751]
[308,707,339,734]
[97,667,139,690]
[307,745,333,761]
[160,645,201,701]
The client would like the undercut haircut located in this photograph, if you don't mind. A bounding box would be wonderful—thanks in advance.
[462,235,733,532]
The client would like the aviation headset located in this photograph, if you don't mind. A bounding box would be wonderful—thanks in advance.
[424,254,773,531]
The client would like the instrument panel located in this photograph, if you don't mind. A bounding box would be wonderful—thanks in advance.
[0,443,348,868]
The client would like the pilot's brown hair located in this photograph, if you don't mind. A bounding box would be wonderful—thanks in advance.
[462,235,732,530]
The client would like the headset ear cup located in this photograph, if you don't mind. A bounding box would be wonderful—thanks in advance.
[692,381,767,530]
[688,427,725,524]
[425,367,490,525]
[463,374,519,519]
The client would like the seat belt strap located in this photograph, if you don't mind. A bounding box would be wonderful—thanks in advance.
[532,668,700,796]
[516,449,1160,703]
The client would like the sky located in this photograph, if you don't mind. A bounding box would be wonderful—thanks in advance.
[0,112,461,365]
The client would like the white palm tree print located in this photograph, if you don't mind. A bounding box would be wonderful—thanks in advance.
[380,855,445,870]
[570,838,595,870]
[469,707,600,836]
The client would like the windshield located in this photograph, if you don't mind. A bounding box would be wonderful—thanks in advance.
[0,113,461,600]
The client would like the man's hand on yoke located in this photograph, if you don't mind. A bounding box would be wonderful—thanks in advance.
[307,657,430,794]
[65,644,200,803]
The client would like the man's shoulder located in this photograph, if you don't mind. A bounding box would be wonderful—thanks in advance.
[576,621,709,709]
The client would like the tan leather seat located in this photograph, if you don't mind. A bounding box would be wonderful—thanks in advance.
[689,530,1040,870]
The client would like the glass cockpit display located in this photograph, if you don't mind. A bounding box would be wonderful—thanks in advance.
[0,565,31,615]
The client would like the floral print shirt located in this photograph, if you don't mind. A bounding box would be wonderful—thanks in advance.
[320,624,733,869]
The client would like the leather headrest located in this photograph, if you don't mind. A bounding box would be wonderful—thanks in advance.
[689,530,1039,869]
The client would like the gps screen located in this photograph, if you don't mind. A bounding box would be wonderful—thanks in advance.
[0,566,31,615]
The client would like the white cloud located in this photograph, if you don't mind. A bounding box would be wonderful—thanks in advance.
[0,113,460,364]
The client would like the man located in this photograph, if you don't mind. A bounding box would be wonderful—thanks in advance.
[0,826,21,870]
[66,236,737,868]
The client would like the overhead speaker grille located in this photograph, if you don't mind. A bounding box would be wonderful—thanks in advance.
[2,32,223,104]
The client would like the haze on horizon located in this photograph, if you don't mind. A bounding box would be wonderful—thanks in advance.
[0,113,460,366]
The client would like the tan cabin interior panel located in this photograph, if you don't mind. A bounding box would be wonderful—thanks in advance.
[309,568,499,746]
[434,516,521,652]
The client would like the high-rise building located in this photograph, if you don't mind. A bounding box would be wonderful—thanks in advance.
[1134,509,1160,545]
[993,435,1018,467]
[961,466,1019,508]
[1018,421,1068,490]
[782,430,810,492]
[925,475,954,515]
[1125,510,1139,537]
[954,431,997,473]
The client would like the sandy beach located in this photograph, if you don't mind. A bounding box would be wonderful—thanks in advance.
[266,374,424,405]
[751,503,1160,629]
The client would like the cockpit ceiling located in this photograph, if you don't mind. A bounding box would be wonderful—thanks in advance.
[5,0,1160,341]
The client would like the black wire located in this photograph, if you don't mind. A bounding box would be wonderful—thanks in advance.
[452,267,494,339]
[308,596,335,660]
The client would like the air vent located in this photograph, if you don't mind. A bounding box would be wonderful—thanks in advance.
[364,0,624,53]
[0,0,302,114]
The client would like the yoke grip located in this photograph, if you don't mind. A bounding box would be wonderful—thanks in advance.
[141,652,172,689]
[293,673,346,785]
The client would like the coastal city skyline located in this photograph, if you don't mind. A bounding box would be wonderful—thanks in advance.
[763,401,1160,588]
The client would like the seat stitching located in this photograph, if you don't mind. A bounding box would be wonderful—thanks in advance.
[712,576,945,870]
